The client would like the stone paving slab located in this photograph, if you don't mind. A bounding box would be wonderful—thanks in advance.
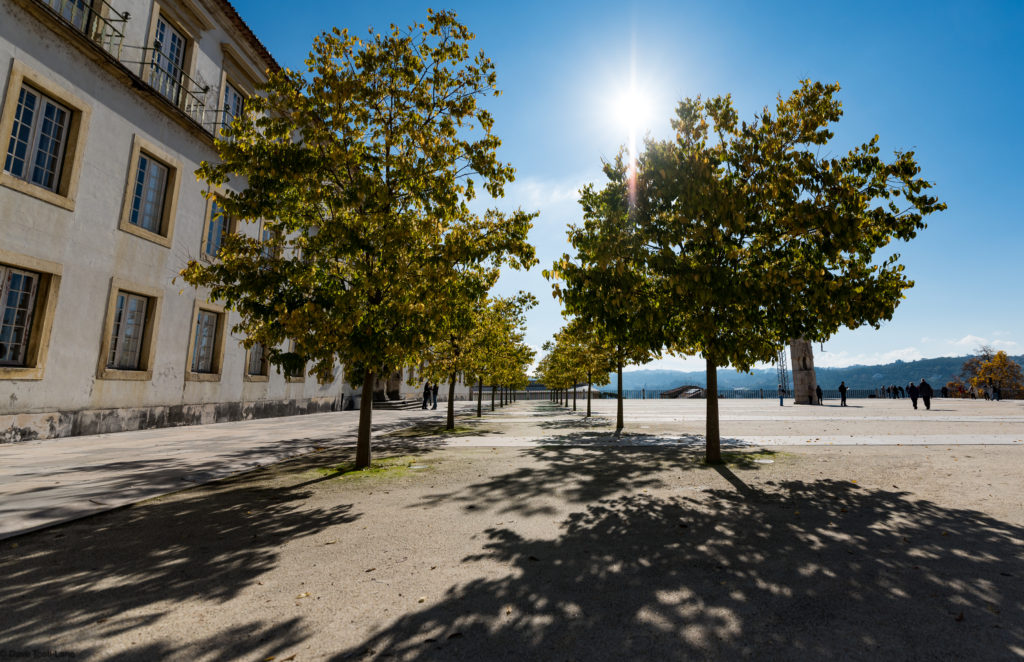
[0,403,477,540]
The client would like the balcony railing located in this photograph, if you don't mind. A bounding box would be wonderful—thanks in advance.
[40,0,128,58]
[119,44,211,126]
[30,0,222,135]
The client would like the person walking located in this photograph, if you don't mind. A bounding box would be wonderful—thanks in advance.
[422,382,431,409]
[838,381,848,407]
[919,379,933,410]
[907,381,919,410]
[431,382,439,410]
[815,384,823,405]
[778,383,785,407]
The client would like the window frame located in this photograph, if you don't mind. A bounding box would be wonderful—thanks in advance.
[184,299,226,382]
[0,249,62,381]
[200,195,236,261]
[284,340,305,383]
[243,339,269,382]
[0,60,91,211]
[96,279,162,381]
[117,134,182,247]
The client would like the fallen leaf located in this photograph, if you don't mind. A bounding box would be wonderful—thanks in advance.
[954,612,964,622]
[295,593,310,599]
[418,597,426,603]
[447,632,463,639]
[365,568,376,573]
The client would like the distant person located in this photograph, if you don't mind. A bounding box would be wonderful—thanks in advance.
[941,385,949,398]
[422,382,431,409]
[778,383,785,407]
[993,386,1001,402]
[898,385,905,398]
[838,381,848,407]
[907,381,919,410]
[919,379,933,410]
[431,382,439,410]
[816,384,823,405]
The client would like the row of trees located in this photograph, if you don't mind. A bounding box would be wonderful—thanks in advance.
[546,81,946,463]
[180,12,536,468]
[534,318,612,418]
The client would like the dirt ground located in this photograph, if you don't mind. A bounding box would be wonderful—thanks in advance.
[1,400,1022,661]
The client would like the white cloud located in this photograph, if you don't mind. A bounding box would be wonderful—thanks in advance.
[946,335,1020,353]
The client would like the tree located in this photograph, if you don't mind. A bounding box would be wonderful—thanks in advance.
[970,351,1023,397]
[547,160,666,430]
[180,12,534,468]
[958,345,996,387]
[639,80,945,463]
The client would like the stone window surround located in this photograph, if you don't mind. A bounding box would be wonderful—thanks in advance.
[0,249,62,381]
[142,3,201,115]
[96,278,163,381]
[0,59,92,211]
[285,341,305,383]
[117,134,183,248]
[184,299,227,382]
[217,43,260,139]
[199,193,237,261]
[243,340,269,383]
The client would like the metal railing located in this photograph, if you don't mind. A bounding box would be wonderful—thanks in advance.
[119,44,211,126]
[32,0,220,133]
[40,0,128,58]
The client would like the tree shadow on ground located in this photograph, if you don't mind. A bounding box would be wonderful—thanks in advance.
[0,468,359,660]
[415,446,773,517]
[343,470,1024,661]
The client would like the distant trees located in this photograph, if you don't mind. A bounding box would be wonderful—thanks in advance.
[181,12,535,468]
[950,347,1023,398]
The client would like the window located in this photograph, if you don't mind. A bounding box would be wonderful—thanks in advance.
[118,135,181,246]
[47,0,92,32]
[246,341,268,379]
[190,309,218,373]
[0,61,92,210]
[97,279,161,381]
[185,301,226,381]
[222,81,244,132]
[129,154,169,233]
[107,291,149,370]
[4,86,70,193]
[150,17,187,104]
[202,198,233,258]
[0,252,61,380]
[0,266,39,366]
[285,340,305,382]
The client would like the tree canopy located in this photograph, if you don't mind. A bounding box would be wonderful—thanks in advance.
[181,11,535,468]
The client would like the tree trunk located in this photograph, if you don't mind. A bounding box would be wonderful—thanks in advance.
[356,368,374,469]
[491,384,496,411]
[477,376,483,417]
[616,362,624,431]
[705,358,722,464]
[587,372,592,417]
[572,382,577,411]
[446,373,457,430]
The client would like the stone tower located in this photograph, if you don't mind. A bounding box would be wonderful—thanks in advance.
[789,338,819,405]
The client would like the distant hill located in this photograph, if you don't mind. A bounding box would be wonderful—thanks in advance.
[600,355,1024,392]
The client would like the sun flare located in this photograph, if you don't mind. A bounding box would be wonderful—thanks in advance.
[611,85,654,136]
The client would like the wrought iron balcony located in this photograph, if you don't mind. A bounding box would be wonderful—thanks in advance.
[29,0,218,135]
[120,44,211,127]
[39,0,128,58]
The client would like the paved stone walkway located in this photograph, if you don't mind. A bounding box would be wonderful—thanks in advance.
[2,397,1021,540]
[0,403,477,540]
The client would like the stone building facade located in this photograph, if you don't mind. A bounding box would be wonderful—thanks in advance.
[0,0,468,441]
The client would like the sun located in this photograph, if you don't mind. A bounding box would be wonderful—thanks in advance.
[611,84,654,137]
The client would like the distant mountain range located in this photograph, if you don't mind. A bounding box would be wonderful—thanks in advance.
[601,355,1024,392]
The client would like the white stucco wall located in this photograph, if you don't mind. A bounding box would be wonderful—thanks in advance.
[0,0,353,428]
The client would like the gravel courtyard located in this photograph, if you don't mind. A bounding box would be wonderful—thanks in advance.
[2,399,1022,661]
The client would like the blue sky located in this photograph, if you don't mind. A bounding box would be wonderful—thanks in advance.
[236,0,1023,371]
